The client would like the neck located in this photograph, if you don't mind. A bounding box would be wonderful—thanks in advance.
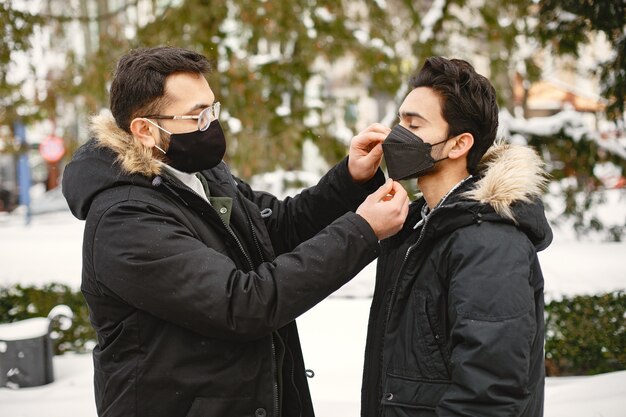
[418,166,470,209]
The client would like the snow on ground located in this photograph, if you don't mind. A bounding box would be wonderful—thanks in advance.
[0,299,625,417]
[0,210,83,288]
[1,207,625,416]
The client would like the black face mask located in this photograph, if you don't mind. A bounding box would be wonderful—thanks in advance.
[151,120,227,173]
[382,124,451,180]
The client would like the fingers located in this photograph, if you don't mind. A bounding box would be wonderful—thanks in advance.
[353,131,387,147]
[358,143,383,166]
[363,123,392,135]
[389,181,408,201]
[371,178,394,200]
[374,180,408,207]
[352,123,391,149]
[369,143,383,158]
[356,179,410,240]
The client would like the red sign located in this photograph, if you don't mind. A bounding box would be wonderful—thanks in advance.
[39,135,65,163]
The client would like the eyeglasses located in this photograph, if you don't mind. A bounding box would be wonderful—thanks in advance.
[142,102,221,132]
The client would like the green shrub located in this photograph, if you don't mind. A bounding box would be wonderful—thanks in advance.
[1,284,625,377]
[0,283,95,354]
[545,291,626,376]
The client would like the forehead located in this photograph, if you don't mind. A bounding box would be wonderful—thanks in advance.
[163,72,214,111]
[399,87,446,125]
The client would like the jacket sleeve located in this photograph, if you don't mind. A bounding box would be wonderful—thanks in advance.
[90,199,380,341]
[437,223,537,417]
[236,157,386,254]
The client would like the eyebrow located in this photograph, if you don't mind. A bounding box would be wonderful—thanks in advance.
[186,103,212,113]
[398,110,429,124]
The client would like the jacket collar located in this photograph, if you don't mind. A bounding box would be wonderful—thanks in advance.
[395,142,552,251]
[90,113,163,177]
[462,141,549,223]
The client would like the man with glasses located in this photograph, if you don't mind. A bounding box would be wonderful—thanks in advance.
[62,46,408,417]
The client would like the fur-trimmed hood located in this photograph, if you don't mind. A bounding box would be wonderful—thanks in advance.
[62,114,161,220]
[422,141,553,251]
[464,141,549,222]
[90,113,163,177]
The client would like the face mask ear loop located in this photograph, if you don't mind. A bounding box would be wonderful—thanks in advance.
[142,118,171,155]
[431,132,462,163]
[142,117,173,135]
[431,134,455,147]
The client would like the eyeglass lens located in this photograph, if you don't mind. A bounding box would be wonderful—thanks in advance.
[199,102,221,131]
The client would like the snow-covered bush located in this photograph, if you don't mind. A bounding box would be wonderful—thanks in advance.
[0,283,95,354]
[2,284,625,378]
[500,109,626,241]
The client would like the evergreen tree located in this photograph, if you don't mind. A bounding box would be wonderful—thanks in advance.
[0,1,41,126]
[1,0,624,238]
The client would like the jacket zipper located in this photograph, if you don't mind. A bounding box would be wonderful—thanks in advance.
[250,219,282,417]
[220,216,255,271]
[271,335,280,417]
[240,195,266,265]
[379,206,446,407]
[239,196,282,417]
[383,210,434,325]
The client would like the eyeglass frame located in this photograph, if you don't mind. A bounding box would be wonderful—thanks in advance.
[141,102,221,132]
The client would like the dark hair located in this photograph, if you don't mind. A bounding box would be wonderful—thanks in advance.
[409,57,499,174]
[109,46,211,133]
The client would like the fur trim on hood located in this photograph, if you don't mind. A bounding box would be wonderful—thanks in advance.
[464,141,550,223]
[90,113,163,177]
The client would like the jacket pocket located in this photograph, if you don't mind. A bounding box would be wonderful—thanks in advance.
[381,372,450,417]
[185,397,261,417]
[412,291,450,379]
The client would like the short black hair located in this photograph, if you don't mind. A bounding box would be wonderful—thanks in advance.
[109,46,211,133]
[409,57,499,174]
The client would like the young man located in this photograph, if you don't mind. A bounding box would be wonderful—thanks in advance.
[361,57,553,417]
[62,46,409,417]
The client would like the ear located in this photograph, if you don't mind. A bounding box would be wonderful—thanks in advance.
[447,132,474,161]
[130,118,158,148]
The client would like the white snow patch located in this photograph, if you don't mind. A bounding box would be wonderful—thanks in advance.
[373,0,386,9]
[353,28,369,45]
[419,0,446,43]
[0,318,49,341]
[314,6,334,22]
[499,109,626,159]
[249,170,320,200]
[0,211,84,288]
[226,116,243,134]
[544,371,626,417]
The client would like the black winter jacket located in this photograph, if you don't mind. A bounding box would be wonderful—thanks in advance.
[361,143,553,417]
[63,114,384,417]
